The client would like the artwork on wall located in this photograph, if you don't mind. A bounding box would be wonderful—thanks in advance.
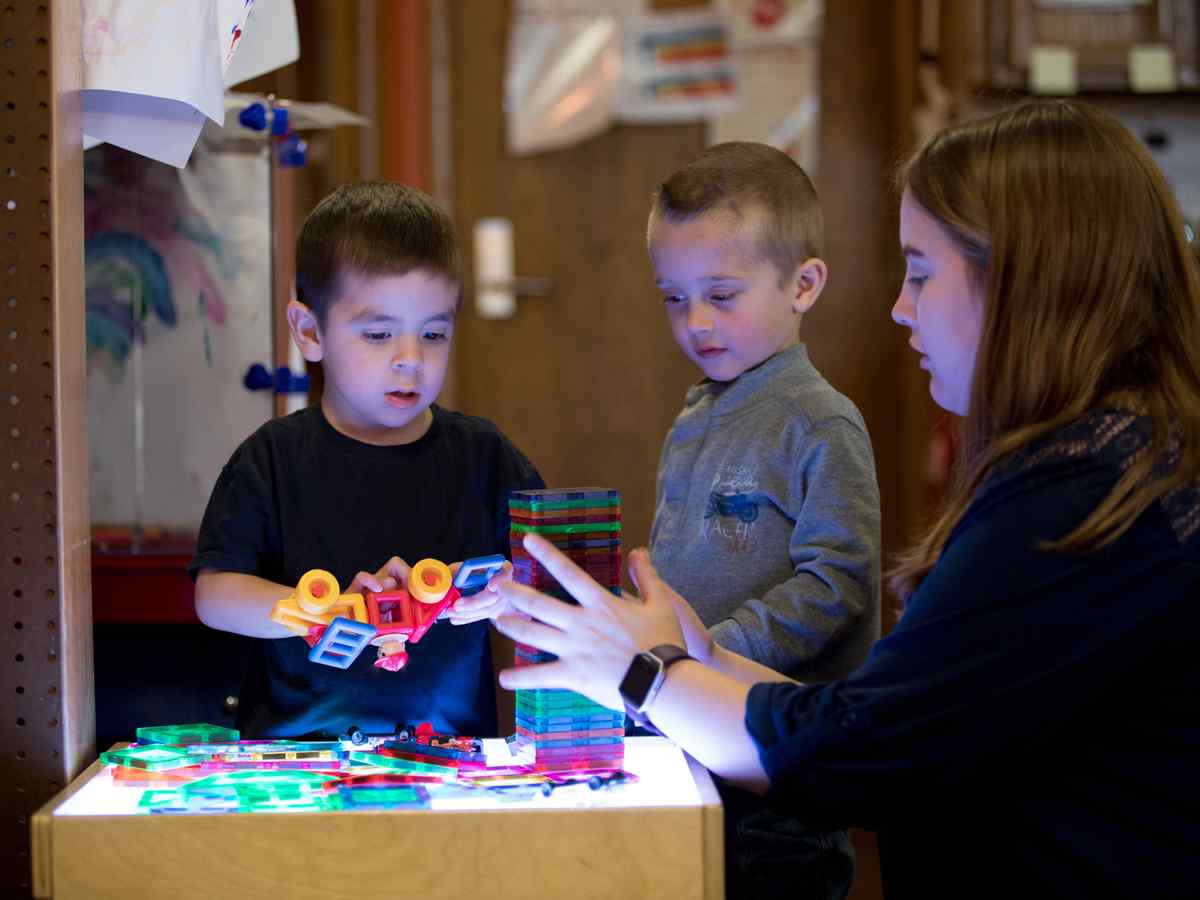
[708,0,822,173]
[85,139,274,535]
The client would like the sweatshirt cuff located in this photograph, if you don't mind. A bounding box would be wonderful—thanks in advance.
[710,617,753,658]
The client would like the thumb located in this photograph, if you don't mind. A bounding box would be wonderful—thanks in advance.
[626,548,661,602]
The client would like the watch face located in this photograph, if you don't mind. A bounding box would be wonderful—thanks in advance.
[619,652,662,709]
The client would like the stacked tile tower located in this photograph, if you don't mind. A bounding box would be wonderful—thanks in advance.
[508,488,625,771]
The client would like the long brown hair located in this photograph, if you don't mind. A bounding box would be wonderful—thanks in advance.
[891,100,1200,600]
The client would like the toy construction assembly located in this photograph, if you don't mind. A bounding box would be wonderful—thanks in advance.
[268,554,508,672]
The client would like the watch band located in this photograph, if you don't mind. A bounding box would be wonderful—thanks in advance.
[621,644,693,732]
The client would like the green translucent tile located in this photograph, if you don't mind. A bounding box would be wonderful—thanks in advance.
[135,723,240,745]
[101,745,195,772]
[182,769,337,801]
[137,789,186,812]
[346,750,455,776]
[509,496,621,512]
[510,521,622,535]
[329,785,430,810]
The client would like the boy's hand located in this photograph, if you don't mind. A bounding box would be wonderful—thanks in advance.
[348,556,412,595]
[446,561,514,625]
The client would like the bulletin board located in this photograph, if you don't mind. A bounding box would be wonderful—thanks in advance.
[84,140,274,533]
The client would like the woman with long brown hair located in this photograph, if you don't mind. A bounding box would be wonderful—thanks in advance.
[486,100,1200,898]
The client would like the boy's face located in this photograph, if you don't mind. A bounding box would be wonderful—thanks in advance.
[291,269,457,445]
[648,209,808,382]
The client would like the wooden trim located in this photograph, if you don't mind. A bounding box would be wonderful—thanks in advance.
[51,0,93,782]
[31,756,109,898]
[376,0,432,191]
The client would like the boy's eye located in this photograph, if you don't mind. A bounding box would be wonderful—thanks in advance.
[709,292,735,303]
[422,331,448,342]
[906,275,928,288]
[662,294,686,305]
[363,331,391,342]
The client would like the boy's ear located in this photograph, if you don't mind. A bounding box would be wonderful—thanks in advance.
[286,299,324,363]
[791,257,828,316]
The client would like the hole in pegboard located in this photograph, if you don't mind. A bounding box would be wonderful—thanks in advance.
[14,685,22,694]
[15,717,24,726]
[15,750,25,759]
[48,685,57,695]
[44,555,53,566]
[10,461,19,471]
[47,717,58,727]
[11,555,20,565]
[9,394,19,405]
[12,620,22,630]
[13,653,22,662]
[9,425,17,436]
[46,618,55,630]
[12,588,21,598]
[47,652,56,663]
[10,491,20,502]
[5,200,14,210]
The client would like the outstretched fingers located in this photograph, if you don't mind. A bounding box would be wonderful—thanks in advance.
[494,610,570,658]
[519,534,612,610]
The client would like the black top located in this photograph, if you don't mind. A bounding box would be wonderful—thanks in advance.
[190,404,543,739]
[745,410,1200,899]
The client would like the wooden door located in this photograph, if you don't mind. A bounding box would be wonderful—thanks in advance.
[449,0,703,557]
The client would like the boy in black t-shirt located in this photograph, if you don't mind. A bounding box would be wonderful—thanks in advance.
[189,182,542,740]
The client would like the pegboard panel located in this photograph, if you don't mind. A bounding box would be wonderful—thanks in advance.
[0,1,91,895]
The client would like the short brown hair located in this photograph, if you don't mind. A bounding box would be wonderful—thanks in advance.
[294,181,461,324]
[651,142,823,284]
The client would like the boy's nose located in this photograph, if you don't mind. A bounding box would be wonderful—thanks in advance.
[686,306,713,335]
[390,342,423,371]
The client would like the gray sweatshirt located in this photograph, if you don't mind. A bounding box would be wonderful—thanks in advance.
[649,344,881,682]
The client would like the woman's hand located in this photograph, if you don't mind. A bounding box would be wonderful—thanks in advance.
[494,534,688,710]
[628,550,716,665]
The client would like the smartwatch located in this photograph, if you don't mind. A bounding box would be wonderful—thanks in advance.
[619,644,693,728]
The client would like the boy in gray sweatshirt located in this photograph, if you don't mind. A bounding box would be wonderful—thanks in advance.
[646,142,881,900]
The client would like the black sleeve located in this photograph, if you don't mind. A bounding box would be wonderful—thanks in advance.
[743,455,1189,826]
[492,434,545,553]
[188,437,282,581]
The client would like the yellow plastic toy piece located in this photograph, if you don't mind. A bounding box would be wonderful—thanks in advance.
[270,596,328,635]
[408,558,452,604]
[270,570,369,634]
[296,569,340,614]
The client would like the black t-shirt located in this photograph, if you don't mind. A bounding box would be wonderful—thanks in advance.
[189,404,543,739]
